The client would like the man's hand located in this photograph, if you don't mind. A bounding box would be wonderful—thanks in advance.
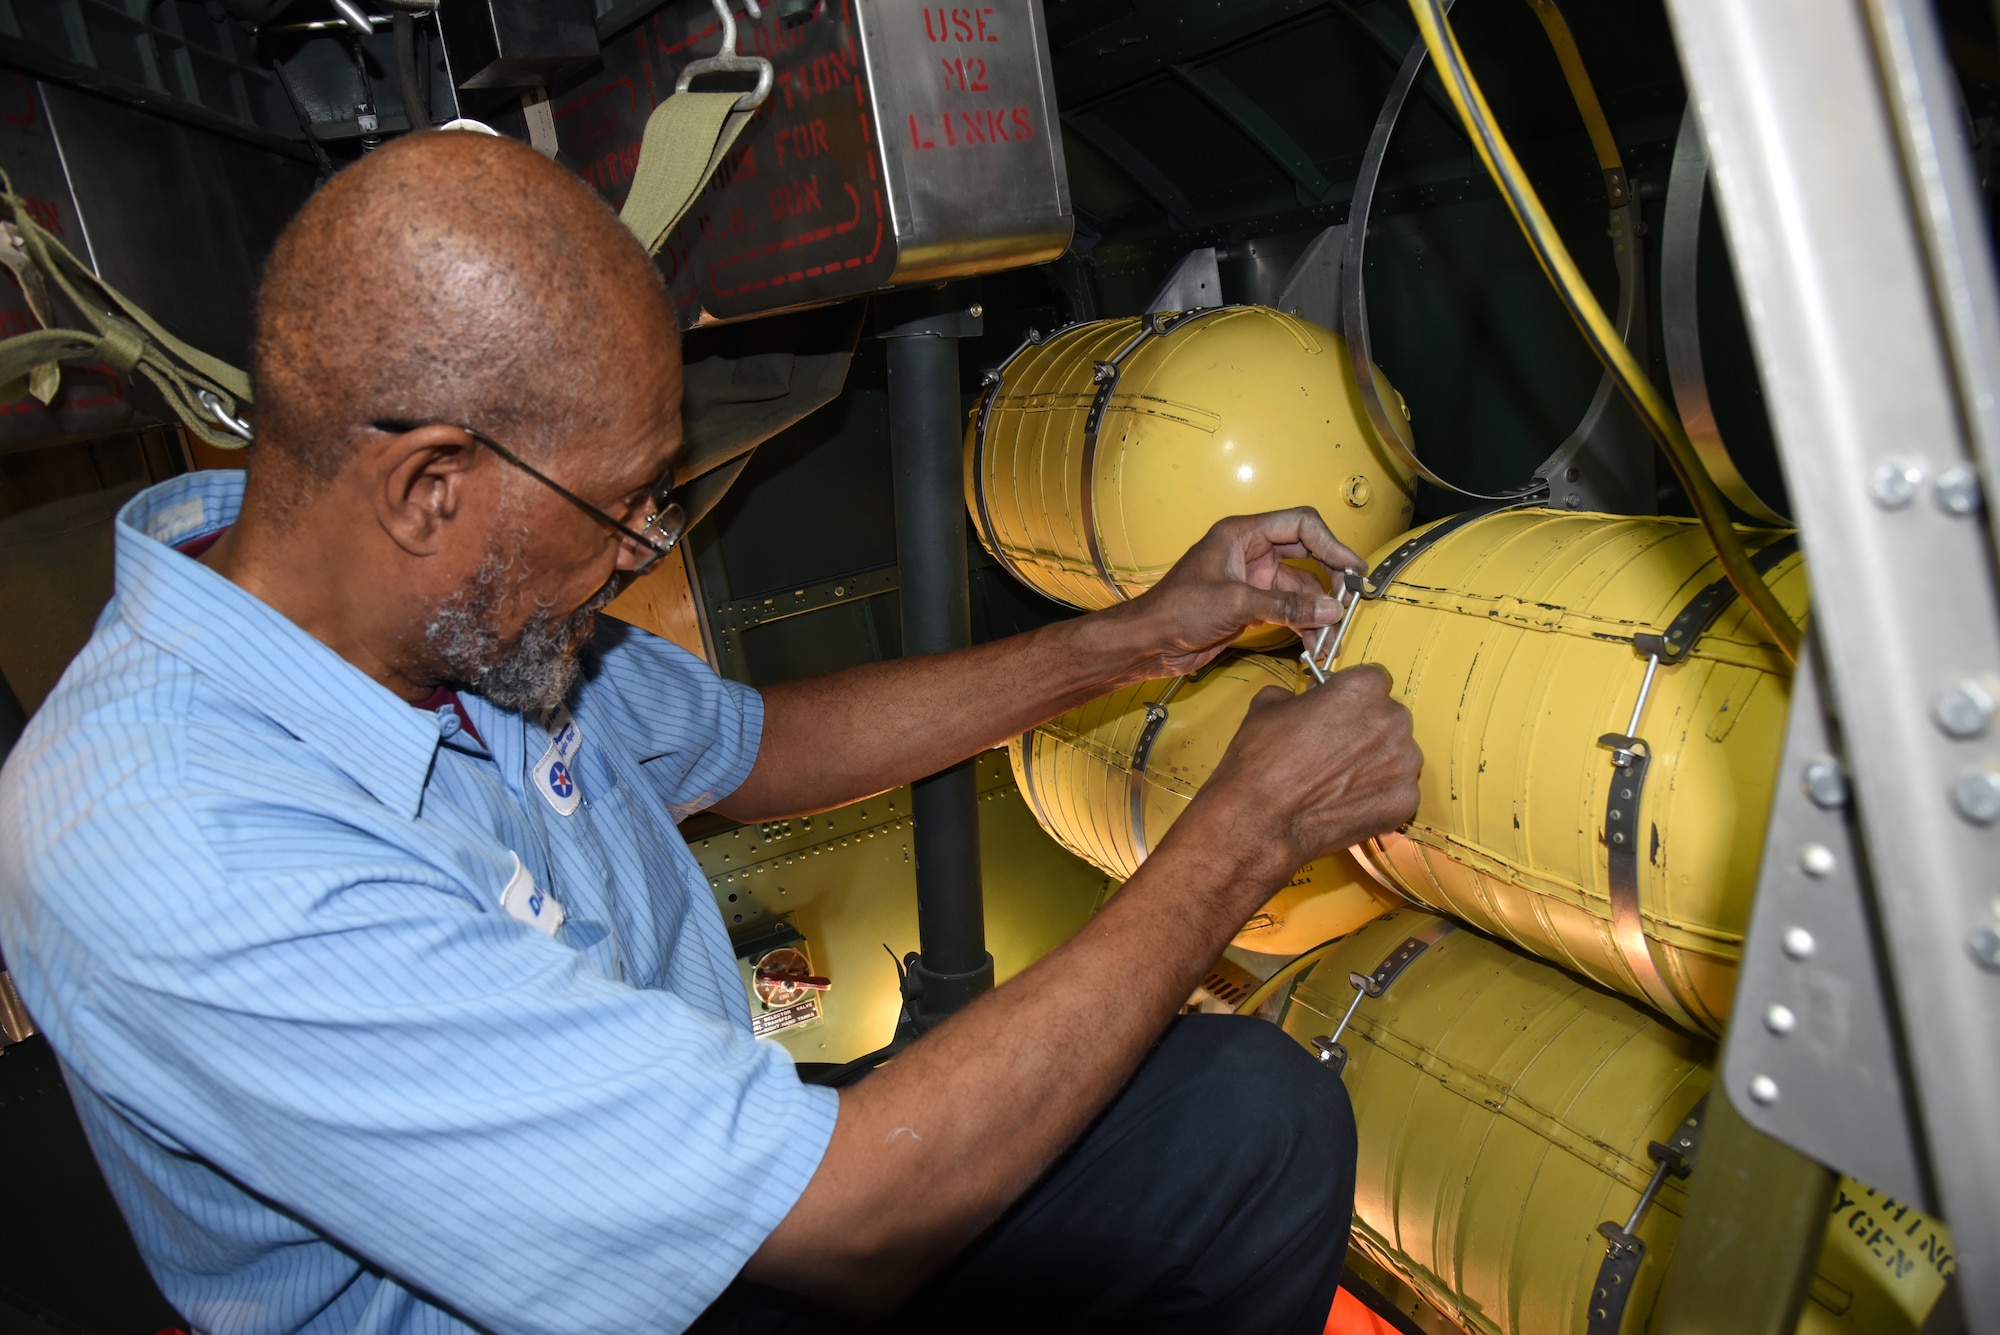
[745,661,1422,1312]
[1177,666,1422,910]
[715,506,1372,824]
[1105,508,1366,680]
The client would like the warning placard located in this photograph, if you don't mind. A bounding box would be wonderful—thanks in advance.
[553,0,1069,325]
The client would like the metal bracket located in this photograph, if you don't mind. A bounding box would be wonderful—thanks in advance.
[1273,225,1348,331]
[1588,1098,1708,1335]
[1143,247,1223,314]
[1723,635,1930,1208]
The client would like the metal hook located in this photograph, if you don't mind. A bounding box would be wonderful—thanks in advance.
[675,0,774,112]
[197,388,253,442]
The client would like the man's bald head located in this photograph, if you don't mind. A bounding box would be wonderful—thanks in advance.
[252,131,680,485]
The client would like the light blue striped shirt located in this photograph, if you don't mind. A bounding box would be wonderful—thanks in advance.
[0,471,837,1335]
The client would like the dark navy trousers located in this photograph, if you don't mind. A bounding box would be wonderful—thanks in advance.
[691,1013,1358,1335]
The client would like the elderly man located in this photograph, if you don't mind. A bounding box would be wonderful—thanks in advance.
[0,134,1419,1334]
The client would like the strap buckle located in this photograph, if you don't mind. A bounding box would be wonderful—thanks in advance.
[676,0,776,112]
[1586,1098,1707,1335]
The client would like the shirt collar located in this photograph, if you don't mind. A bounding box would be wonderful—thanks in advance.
[114,472,450,819]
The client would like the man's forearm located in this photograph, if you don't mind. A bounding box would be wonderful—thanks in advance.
[741,792,1294,1309]
[713,607,1156,821]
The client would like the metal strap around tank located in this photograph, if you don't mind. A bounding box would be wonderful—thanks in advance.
[1014,728,1049,833]
[1585,1096,1707,1335]
[972,324,1089,590]
[1080,307,1233,603]
[1307,917,1458,1073]
[1357,916,1459,998]
[1661,104,1789,526]
[1126,674,1191,863]
[1649,533,1800,663]
[1596,532,1802,1031]
[1340,0,1641,502]
[1598,742,1695,1026]
[970,367,1033,587]
[1356,494,1551,600]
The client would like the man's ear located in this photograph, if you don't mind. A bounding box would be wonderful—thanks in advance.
[364,424,489,558]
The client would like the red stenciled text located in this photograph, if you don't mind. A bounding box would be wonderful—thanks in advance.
[774,118,831,168]
[940,57,989,93]
[922,7,998,42]
[776,42,858,111]
[770,174,823,221]
[907,106,1034,150]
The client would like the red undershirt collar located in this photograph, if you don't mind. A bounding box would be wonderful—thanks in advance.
[173,523,486,749]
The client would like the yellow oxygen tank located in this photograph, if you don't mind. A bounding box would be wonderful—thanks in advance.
[1282,910,1952,1335]
[1010,653,1400,954]
[1331,509,1807,1034]
[965,306,1417,613]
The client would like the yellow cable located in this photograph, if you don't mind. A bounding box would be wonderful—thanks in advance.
[1406,0,1803,662]
[1525,0,1623,174]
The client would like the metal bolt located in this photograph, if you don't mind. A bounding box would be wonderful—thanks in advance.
[1782,926,1816,960]
[967,303,983,319]
[1802,759,1849,809]
[1091,361,1115,383]
[1748,1074,1780,1105]
[1936,463,1983,515]
[1799,843,1837,879]
[1970,928,2000,971]
[1952,768,2000,824]
[1764,1003,1798,1035]
[1934,678,1998,739]
[1870,459,1925,508]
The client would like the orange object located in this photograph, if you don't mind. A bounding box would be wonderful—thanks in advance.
[1325,1286,1401,1335]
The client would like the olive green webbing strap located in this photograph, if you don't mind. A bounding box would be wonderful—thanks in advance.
[0,169,250,449]
[0,94,743,449]
[618,91,755,255]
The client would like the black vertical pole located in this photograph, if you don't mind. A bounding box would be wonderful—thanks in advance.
[879,290,994,1024]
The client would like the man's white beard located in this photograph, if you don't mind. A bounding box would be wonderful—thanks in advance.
[424,544,629,716]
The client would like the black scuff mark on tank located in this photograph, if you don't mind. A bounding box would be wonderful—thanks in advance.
[1512,814,1521,829]
[1650,823,1661,867]
[1450,651,1481,805]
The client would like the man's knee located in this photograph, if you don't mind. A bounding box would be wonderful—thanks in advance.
[1147,1014,1357,1171]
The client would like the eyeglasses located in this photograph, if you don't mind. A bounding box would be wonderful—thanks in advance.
[375,420,687,576]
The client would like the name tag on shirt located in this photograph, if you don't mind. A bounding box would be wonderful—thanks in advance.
[499,852,565,937]
[532,706,583,817]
